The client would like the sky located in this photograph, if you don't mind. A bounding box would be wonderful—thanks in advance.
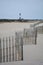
[0,0,43,19]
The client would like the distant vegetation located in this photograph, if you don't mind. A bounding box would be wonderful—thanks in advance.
[0,19,43,23]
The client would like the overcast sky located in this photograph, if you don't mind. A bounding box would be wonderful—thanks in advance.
[0,0,43,19]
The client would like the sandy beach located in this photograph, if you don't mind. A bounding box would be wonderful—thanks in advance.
[0,22,43,65]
